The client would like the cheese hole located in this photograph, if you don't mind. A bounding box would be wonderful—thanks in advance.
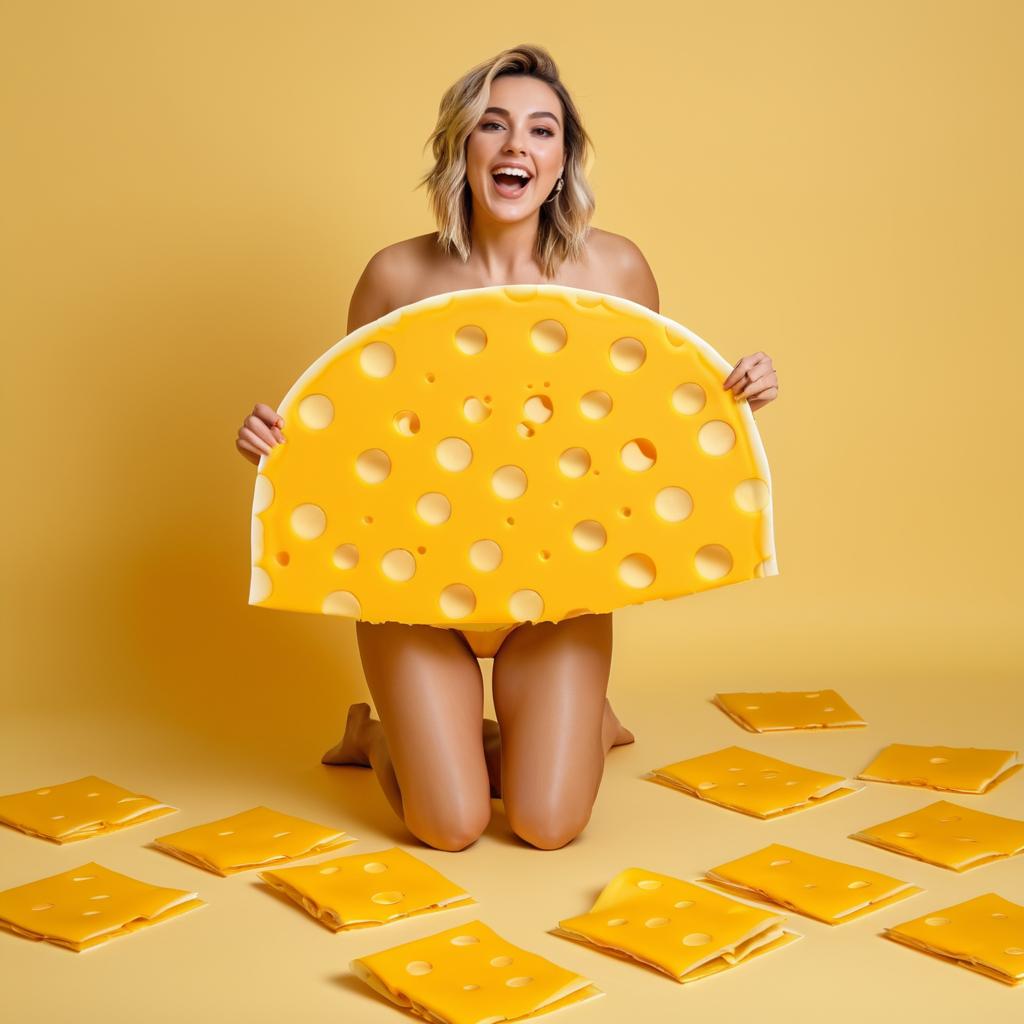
[509,590,543,621]
[847,881,871,889]
[216,830,235,837]
[769,860,790,868]
[683,933,712,946]
[360,341,396,377]
[645,917,671,928]
[323,591,361,616]
[363,862,388,873]
[761,771,780,780]
[319,866,339,875]
[82,911,101,917]
[506,517,515,526]
[253,474,274,514]
[88,894,110,901]
[86,792,100,798]
[924,917,950,927]
[36,789,52,795]
[394,410,420,435]
[516,422,535,438]
[356,449,391,483]
[251,567,272,603]
[609,337,646,372]
[673,900,694,909]
[371,891,404,905]
[992,912,1008,919]
[559,448,591,478]
[695,544,733,580]
[382,549,416,582]
[298,394,334,429]
[727,767,743,772]
[803,884,818,889]
[1006,948,1024,955]
[734,478,770,512]
[275,551,289,566]
[490,956,514,968]
[620,438,656,472]
[463,984,480,991]
[539,550,551,561]
[805,693,821,698]
[572,521,606,552]
[654,487,693,522]
[929,756,949,764]
[530,319,567,353]
[291,504,327,540]
[50,815,65,820]
[607,918,628,926]
[953,836,978,843]
[117,796,142,803]
[437,437,474,472]
[636,879,662,890]
[463,397,491,423]
[450,934,479,945]
[822,706,835,712]
[698,420,736,456]
[937,815,960,822]
[736,781,748,787]
[425,372,435,383]
[619,553,656,589]
[523,395,553,423]
[619,507,631,517]
[470,540,502,572]
[896,832,917,839]
[492,465,527,498]
[405,961,433,976]
[745,705,760,710]
[31,904,54,911]
[455,325,487,355]
[784,780,799,786]
[333,544,359,569]
[672,383,706,414]
[580,390,612,419]
[697,781,716,791]
[417,493,452,525]
[440,584,476,619]
[506,977,533,987]
[71,876,94,882]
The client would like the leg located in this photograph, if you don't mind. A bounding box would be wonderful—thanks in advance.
[321,621,492,851]
[491,611,620,849]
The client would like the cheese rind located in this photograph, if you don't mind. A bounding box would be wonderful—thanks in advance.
[250,285,777,628]
[857,743,1021,793]
[648,745,862,817]
[152,805,355,875]
[259,846,474,931]
[0,861,204,952]
[553,867,800,982]
[0,775,176,843]
[702,843,922,924]
[883,892,1024,985]
[712,689,866,732]
[849,798,1024,871]
[350,918,603,1024]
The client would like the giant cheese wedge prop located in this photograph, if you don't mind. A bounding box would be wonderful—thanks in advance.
[248,285,777,629]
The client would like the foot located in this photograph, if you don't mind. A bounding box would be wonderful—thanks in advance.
[321,702,373,766]
[482,718,502,799]
[605,698,636,746]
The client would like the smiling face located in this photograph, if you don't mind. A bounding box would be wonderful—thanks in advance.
[465,74,566,223]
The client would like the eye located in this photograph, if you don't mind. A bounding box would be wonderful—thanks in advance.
[481,122,555,137]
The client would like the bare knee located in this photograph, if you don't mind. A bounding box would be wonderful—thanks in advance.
[406,806,491,852]
[507,807,591,850]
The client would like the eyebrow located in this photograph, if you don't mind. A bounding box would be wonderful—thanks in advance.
[483,106,561,128]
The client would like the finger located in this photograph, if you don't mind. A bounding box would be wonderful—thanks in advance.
[235,439,261,465]
[722,357,752,389]
[245,415,276,448]
[252,403,281,426]
[736,366,774,398]
[241,426,271,455]
[272,425,286,443]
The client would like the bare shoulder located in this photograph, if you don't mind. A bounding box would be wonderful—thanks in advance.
[346,234,436,334]
[586,227,660,313]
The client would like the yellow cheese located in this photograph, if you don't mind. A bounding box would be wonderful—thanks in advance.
[647,745,862,817]
[152,805,355,875]
[0,775,176,843]
[712,689,866,732]
[849,798,1024,871]
[552,867,800,982]
[857,743,1021,793]
[0,861,204,952]
[702,842,922,924]
[349,917,603,1024]
[882,892,1024,986]
[249,285,777,629]
[259,846,474,931]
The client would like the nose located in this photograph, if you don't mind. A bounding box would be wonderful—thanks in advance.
[503,123,529,155]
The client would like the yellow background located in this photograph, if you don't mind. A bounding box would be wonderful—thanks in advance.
[2,1,1022,1021]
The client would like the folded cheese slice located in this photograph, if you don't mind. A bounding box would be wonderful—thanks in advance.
[702,842,922,924]
[857,743,1022,793]
[0,775,177,843]
[249,285,777,629]
[0,861,203,952]
[882,892,1024,986]
[849,798,1024,871]
[152,805,355,875]
[647,745,862,817]
[552,867,800,982]
[350,918,603,1024]
[712,689,866,732]
[259,846,474,931]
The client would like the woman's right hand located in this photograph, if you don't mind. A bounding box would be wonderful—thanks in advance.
[236,403,286,466]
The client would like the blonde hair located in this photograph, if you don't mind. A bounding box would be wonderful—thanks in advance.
[416,44,596,280]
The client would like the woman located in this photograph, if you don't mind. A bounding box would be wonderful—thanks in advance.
[235,44,779,852]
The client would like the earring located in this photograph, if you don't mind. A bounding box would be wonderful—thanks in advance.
[544,176,564,204]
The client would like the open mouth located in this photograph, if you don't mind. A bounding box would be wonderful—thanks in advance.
[491,171,531,198]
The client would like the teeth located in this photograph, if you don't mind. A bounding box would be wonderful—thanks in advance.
[493,167,530,179]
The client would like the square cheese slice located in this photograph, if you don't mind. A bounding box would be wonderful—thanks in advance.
[712,689,866,732]
[0,861,204,952]
[0,775,176,842]
[552,867,800,982]
[350,918,603,1024]
[857,743,1021,793]
[647,745,862,817]
[849,799,1024,871]
[702,843,922,924]
[882,892,1024,986]
[259,846,474,931]
[152,805,355,875]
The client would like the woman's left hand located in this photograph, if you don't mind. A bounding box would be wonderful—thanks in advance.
[723,352,779,412]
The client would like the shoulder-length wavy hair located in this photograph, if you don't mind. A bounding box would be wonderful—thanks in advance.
[416,44,596,280]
